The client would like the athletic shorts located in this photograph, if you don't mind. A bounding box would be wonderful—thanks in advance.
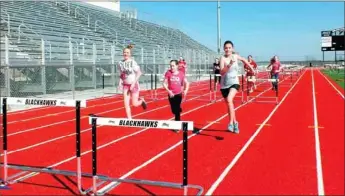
[220,84,240,98]
[122,82,140,94]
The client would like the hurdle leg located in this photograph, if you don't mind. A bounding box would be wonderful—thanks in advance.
[184,186,188,196]
[214,75,217,103]
[276,79,279,104]
[150,74,154,100]
[76,101,85,193]
[209,91,212,102]
[3,151,7,184]
[77,110,100,195]
[182,122,189,196]
[241,75,244,103]
[209,74,212,102]
[154,74,158,101]
[246,77,250,102]
[214,79,217,103]
[92,116,98,194]
[2,98,8,185]
[290,73,292,86]
[93,176,98,194]
[77,158,84,193]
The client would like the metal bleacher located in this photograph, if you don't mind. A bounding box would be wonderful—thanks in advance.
[0,1,217,98]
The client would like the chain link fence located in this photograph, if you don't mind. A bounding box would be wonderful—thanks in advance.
[0,63,213,99]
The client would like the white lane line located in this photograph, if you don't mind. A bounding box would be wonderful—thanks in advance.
[311,69,325,195]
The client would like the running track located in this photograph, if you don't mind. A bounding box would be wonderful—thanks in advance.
[0,68,343,195]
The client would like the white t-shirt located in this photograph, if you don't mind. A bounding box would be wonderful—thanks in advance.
[220,54,240,89]
[118,59,140,85]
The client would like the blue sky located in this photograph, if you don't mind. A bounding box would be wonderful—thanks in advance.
[121,1,344,61]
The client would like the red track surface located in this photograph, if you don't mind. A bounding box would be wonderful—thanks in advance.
[1,69,344,195]
[313,69,344,195]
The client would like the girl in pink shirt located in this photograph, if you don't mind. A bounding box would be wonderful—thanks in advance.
[163,60,190,132]
[266,55,282,91]
[118,44,147,119]
[178,57,187,74]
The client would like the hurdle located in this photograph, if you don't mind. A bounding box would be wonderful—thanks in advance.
[246,78,279,104]
[0,97,108,194]
[280,71,294,87]
[101,73,122,96]
[187,73,218,103]
[139,73,164,102]
[239,74,245,103]
[87,115,203,195]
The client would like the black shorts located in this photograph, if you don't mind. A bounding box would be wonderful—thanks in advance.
[220,84,240,98]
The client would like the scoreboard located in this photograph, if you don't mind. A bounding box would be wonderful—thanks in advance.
[321,30,345,51]
[332,35,344,51]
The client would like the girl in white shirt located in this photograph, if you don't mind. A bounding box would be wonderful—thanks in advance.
[220,40,254,133]
[118,44,147,119]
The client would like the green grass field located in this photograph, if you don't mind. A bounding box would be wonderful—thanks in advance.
[322,69,345,89]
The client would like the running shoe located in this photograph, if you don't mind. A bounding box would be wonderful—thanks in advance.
[141,99,147,110]
[228,123,234,132]
[233,121,240,134]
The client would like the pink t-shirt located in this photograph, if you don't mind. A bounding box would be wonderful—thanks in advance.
[165,70,185,94]
[271,62,281,74]
[178,61,187,74]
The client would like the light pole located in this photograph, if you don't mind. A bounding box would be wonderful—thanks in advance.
[217,0,221,55]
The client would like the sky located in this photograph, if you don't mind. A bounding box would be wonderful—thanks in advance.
[120,1,345,61]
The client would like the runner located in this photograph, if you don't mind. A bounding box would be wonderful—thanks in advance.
[162,59,190,132]
[118,44,147,119]
[220,40,255,133]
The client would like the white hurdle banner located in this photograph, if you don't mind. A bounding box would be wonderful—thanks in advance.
[88,116,194,131]
[0,97,87,108]
[247,78,279,82]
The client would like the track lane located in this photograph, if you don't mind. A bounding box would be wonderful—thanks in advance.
[313,69,344,195]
